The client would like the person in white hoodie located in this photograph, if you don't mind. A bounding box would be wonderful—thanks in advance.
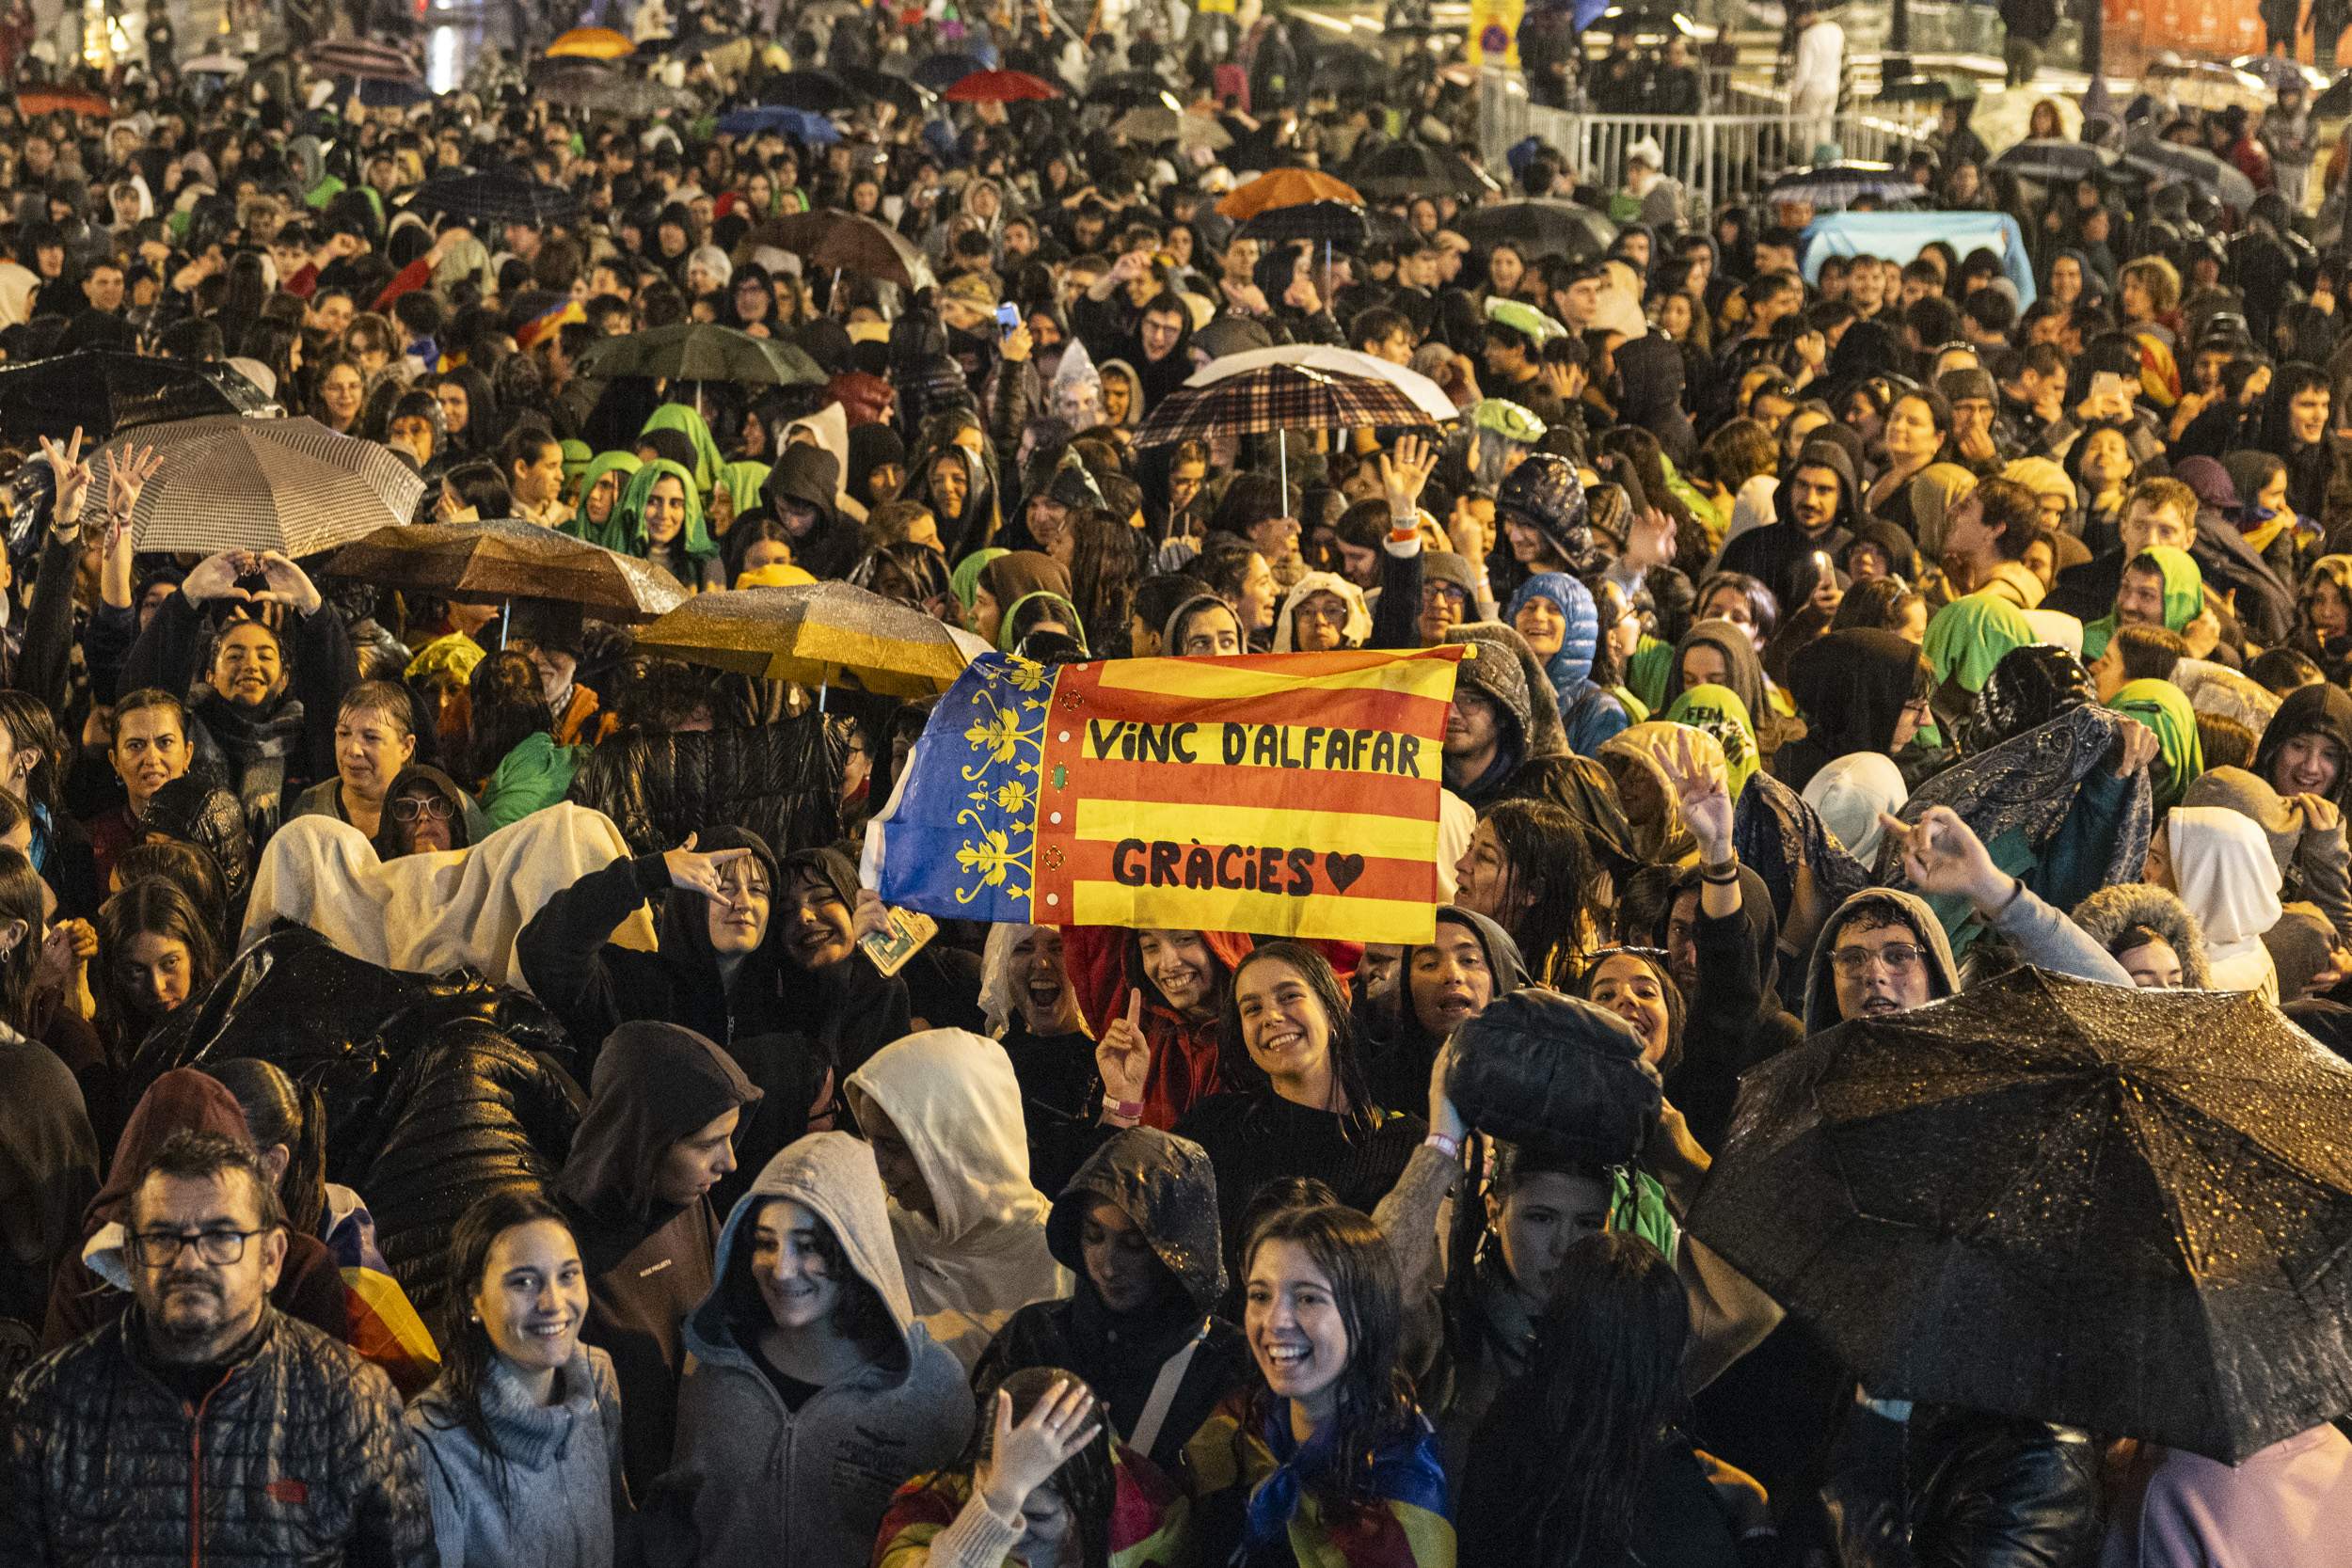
[650,1132,975,1568]
[846,1029,1073,1369]
[2147,805,2283,1000]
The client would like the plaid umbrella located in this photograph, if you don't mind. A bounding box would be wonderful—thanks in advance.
[834,67,934,117]
[0,352,271,445]
[944,69,1059,103]
[1216,167,1363,221]
[735,211,934,291]
[89,416,426,557]
[761,70,859,113]
[573,322,824,386]
[632,582,980,694]
[407,170,580,229]
[1134,356,1454,495]
[1347,140,1492,200]
[1113,104,1231,150]
[320,519,688,621]
[1186,345,1458,422]
[545,25,635,58]
[302,38,422,83]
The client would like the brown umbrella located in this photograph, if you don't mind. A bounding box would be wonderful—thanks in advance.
[733,210,935,292]
[319,519,689,622]
[632,581,984,694]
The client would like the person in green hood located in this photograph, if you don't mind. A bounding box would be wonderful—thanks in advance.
[2106,678,2204,811]
[2079,546,2203,664]
[615,457,723,591]
[567,451,643,552]
[1660,683,1761,799]
[1923,592,2039,732]
[639,403,727,498]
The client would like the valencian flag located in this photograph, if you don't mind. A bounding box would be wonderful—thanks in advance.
[876,647,1468,945]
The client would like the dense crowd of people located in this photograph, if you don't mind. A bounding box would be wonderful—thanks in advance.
[0,3,2347,1567]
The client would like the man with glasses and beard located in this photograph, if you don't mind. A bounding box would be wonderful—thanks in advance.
[0,1131,430,1565]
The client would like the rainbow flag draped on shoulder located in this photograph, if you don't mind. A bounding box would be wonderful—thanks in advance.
[876,648,1468,946]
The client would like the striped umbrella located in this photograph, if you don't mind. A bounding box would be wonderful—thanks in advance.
[91,416,426,557]
[632,582,981,694]
[302,38,423,83]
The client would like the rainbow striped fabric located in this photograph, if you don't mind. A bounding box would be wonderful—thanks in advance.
[878,648,1468,945]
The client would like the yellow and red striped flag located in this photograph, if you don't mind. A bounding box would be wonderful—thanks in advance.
[877,647,1467,944]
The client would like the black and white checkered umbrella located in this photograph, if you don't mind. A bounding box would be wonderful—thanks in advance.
[92,416,426,558]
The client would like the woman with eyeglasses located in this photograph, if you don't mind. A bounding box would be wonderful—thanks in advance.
[373,764,485,859]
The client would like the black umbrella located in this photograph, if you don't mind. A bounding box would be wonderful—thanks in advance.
[760,70,858,114]
[0,352,271,445]
[2121,141,2260,210]
[1765,163,1925,210]
[1237,200,1410,250]
[532,61,688,116]
[1306,42,1382,95]
[407,170,580,229]
[1347,140,1494,200]
[573,323,824,386]
[834,66,934,117]
[911,52,984,91]
[1451,198,1617,261]
[1688,968,2352,1464]
[1990,138,2131,188]
[1084,69,1178,109]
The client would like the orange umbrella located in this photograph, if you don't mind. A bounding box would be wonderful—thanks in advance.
[942,69,1059,103]
[17,87,113,119]
[546,26,636,59]
[1216,167,1364,221]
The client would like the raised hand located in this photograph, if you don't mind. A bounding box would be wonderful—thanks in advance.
[1095,990,1151,1115]
[180,549,254,606]
[1377,433,1436,528]
[1880,805,2011,913]
[106,442,164,538]
[1661,726,1733,860]
[2113,717,2161,779]
[662,832,754,897]
[974,1380,1102,1524]
[36,427,90,529]
[252,551,323,616]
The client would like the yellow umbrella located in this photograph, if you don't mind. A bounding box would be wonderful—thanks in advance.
[632,581,985,695]
[546,26,635,60]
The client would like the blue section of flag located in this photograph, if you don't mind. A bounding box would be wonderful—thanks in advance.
[877,654,1052,925]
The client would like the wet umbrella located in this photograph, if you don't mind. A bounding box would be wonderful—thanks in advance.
[0,352,271,446]
[1765,162,1924,210]
[1113,104,1231,151]
[912,52,986,91]
[545,25,635,59]
[533,63,688,117]
[1450,198,1617,262]
[1085,70,1179,109]
[87,416,426,557]
[2164,59,2269,113]
[834,67,934,117]
[1216,167,1364,221]
[15,87,114,118]
[1136,349,1456,495]
[715,105,841,144]
[321,519,688,623]
[632,582,981,694]
[573,323,824,387]
[1688,968,2352,1464]
[407,170,580,229]
[1236,199,1406,250]
[760,70,859,114]
[2233,53,2327,92]
[302,38,422,83]
[182,53,249,75]
[2121,141,2259,210]
[945,69,1060,103]
[734,211,934,291]
[1347,140,1495,200]
[656,25,739,58]
[1306,42,1383,95]
[1991,138,2130,188]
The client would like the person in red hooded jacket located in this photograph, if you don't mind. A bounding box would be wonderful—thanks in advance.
[1060,925,1255,1130]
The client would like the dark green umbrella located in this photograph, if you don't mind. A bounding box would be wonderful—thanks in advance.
[572,323,824,387]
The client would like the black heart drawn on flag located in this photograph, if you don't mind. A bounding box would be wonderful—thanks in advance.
[1325,852,1366,893]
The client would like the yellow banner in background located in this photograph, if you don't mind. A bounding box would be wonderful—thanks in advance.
[1467,0,1523,67]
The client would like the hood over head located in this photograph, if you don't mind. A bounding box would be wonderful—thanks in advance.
[687,1131,922,1363]
[1662,617,1770,733]
[1661,682,1760,799]
[1273,570,1372,652]
[1801,886,1962,1033]
[373,763,476,858]
[2253,681,2352,814]
[657,825,783,980]
[558,1021,762,1227]
[1503,572,1600,703]
[979,550,1072,613]
[1925,592,2039,696]
[1445,620,1571,764]
[1045,1127,1227,1313]
[2164,805,2283,950]
[845,1029,1050,1248]
[1657,856,1785,1000]
[87,1067,248,1231]
[1799,752,1909,863]
[1959,643,2095,756]
[1787,627,1928,761]
[1775,436,1862,535]
[2107,678,2204,811]
[2070,882,2214,988]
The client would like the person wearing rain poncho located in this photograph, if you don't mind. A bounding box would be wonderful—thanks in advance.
[1470,397,1548,497]
[615,457,723,592]
[1505,572,1631,756]
[2106,677,2205,812]
[1922,591,2039,736]
[565,451,641,552]
[1273,572,1373,653]
[2145,806,2283,999]
[647,1132,976,1568]
[845,1029,1073,1371]
[639,403,727,500]
[2077,544,2204,664]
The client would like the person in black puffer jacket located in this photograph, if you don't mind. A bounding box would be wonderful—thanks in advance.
[1904,1404,2103,1568]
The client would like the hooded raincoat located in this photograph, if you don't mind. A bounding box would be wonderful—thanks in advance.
[566,451,644,552]
[2070,881,2216,989]
[654,1133,975,1568]
[1503,572,1629,755]
[1776,628,1930,791]
[2078,546,2203,663]
[615,457,723,591]
[844,1030,1073,1369]
[2252,682,2352,817]
[554,1021,762,1495]
[2162,807,2283,999]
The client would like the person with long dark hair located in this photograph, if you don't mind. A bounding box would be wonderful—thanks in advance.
[874,1368,1121,1568]
[1174,942,1427,1275]
[1455,1232,1751,1567]
[1450,800,1598,987]
[92,877,222,1066]
[405,1191,626,1567]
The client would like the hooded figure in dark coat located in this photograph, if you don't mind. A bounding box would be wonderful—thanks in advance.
[2252,680,2352,817]
[1713,436,1861,617]
[1613,332,1699,470]
[1774,628,1934,791]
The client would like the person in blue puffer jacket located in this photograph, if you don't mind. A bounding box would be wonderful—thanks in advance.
[1504,572,1630,757]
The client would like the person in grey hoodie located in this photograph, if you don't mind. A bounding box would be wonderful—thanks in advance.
[647,1132,975,1568]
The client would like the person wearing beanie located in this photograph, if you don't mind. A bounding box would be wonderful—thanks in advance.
[1714,437,1859,616]
[1935,365,2014,479]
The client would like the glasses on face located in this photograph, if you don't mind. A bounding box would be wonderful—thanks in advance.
[1830,942,1926,977]
[1295,599,1349,626]
[391,795,455,823]
[1422,584,1469,609]
[129,1227,264,1266]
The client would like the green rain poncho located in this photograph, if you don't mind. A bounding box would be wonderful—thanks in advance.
[1661,682,1760,800]
[1925,593,2039,694]
[2107,677,2204,811]
[2079,546,2204,663]
[639,403,727,497]
[717,460,772,522]
[614,458,721,576]
[566,451,643,552]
